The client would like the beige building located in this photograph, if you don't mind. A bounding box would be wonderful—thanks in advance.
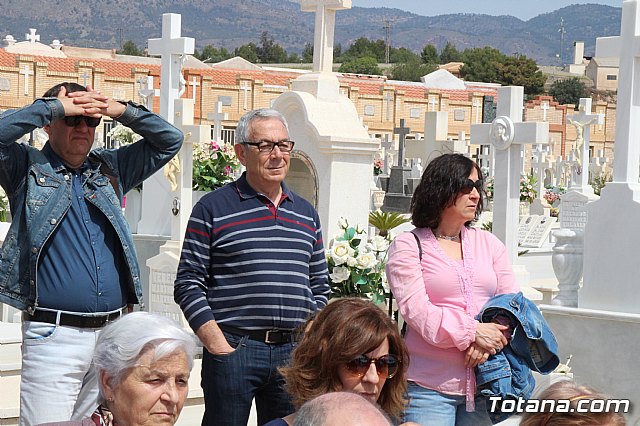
[585,57,619,91]
[0,29,616,174]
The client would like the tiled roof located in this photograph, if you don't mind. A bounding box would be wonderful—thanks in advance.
[0,48,497,100]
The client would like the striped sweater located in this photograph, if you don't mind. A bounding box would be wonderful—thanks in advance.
[174,173,330,332]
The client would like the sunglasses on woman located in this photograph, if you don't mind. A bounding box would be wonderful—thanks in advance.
[460,178,483,194]
[62,116,102,128]
[345,354,400,379]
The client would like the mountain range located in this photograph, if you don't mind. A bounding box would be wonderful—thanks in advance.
[0,1,622,65]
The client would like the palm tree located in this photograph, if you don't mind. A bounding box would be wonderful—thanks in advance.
[368,211,410,237]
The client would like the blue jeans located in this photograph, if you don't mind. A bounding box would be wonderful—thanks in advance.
[403,381,492,426]
[201,331,295,426]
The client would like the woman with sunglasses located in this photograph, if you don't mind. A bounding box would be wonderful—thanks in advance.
[386,153,518,425]
[264,297,409,425]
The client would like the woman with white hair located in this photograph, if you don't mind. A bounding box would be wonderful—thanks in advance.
[38,312,197,426]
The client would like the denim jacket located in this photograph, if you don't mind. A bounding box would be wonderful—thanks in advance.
[475,292,560,424]
[0,98,183,312]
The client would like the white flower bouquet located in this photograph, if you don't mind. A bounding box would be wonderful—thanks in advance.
[326,218,390,304]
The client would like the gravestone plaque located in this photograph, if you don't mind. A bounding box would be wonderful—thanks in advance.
[0,78,9,91]
[219,95,233,106]
[454,109,465,121]
[364,105,375,116]
[483,95,496,123]
[410,108,421,119]
[521,216,557,248]
[559,191,591,231]
[518,215,542,244]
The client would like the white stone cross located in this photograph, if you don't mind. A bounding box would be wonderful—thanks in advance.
[566,98,604,192]
[138,13,194,237]
[207,100,228,142]
[138,76,160,110]
[20,65,33,96]
[25,28,39,44]
[531,143,551,199]
[170,99,210,241]
[595,3,640,184]
[477,144,493,178]
[240,82,251,110]
[594,149,611,172]
[473,98,483,124]
[406,111,467,166]
[380,134,394,174]
[79,71,91,87]
[147,13,195,123]
[384,91,393,121]
[553,155,565,187]
[579,0,640,315]
[300,0,351,73]
[541,101,549,122]
[188,76,200,101]
[428,97,438,112]
[471,86,549,262]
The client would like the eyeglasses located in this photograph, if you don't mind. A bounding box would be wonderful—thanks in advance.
[242,140,295,154]
[62,116,102,128]
[345,354,400,379]
[460,178,483,194]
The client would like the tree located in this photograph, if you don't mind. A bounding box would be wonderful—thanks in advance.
[497,55,546,96]
[333,43,342,62]
[549,77,588,105]
[119,40,142,56]
[440,42,462,63]
[389,47,420,64]
[257,31,288,63]
[459,48,545,95]
[459,46,507,83]
[343,37,386,62]
[234,43,258,63]
[421,44,439,64]
[338,56,382,75]
[389,58,438,82]
[302,43,313,62]
[196,45,231,63]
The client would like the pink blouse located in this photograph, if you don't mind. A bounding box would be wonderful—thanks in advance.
[386,226,518,406]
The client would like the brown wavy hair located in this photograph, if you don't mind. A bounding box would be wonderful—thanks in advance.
[280,297,408,421]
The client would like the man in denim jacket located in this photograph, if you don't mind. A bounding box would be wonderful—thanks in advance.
[0,82,183,425]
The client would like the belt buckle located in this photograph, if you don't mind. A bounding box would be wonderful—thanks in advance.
[265,330,279,344]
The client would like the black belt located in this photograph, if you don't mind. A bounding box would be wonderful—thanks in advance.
[219,324,295,344]
[23,308,125,329]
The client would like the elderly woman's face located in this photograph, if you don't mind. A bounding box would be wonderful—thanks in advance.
[103,350,190,425]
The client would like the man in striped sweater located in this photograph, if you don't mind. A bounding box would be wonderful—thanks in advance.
[174,108,330,426]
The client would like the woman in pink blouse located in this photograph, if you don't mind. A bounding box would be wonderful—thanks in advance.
[386,153,518,425]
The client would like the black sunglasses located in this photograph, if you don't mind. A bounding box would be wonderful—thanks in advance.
[460,178,483,194]
[62,116,102,128]
[345,354,400,379]
[242,140,295,154]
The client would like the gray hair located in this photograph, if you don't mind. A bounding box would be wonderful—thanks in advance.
[293,392,392,426]
[235,108,289,143]
[93,312,197,400]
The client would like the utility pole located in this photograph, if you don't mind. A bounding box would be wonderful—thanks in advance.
[117,28,123,51]
[558,17,566,67]
[383,18,394,64]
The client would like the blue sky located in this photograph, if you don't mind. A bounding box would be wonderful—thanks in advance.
[351,0,621,21]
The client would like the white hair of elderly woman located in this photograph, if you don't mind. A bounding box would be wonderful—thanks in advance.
[92,311,197,401]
